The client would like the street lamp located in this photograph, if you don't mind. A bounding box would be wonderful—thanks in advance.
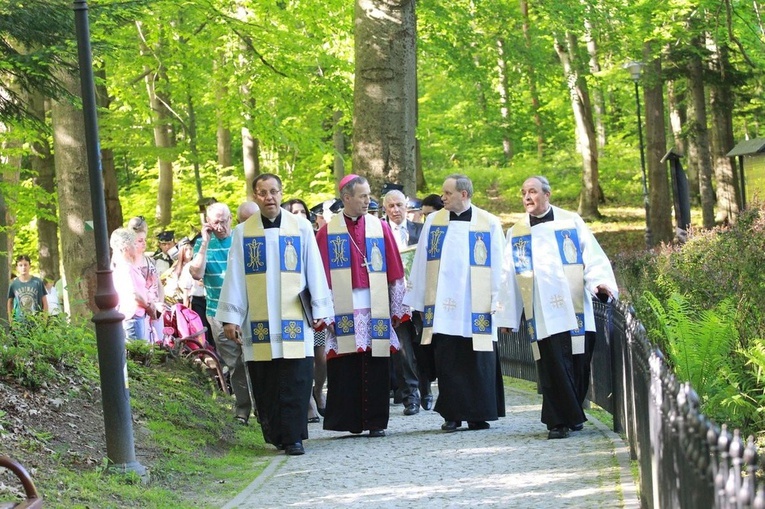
[73,0,146,478]
[624,61,652,248]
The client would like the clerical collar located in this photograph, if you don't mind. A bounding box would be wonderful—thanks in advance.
[343,212,362,223]
[262,212,282,229]
[529,207,553,226]
[449,206,472,222]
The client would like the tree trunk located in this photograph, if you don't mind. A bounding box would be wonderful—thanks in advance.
[0,125,21,323]
[28,90,60,281]
[333,110,346,184]
[242,127,260,202]
[554,32,600,219]
[138,22,174,227]
[584,19,606,148]
[520,0,544,157]
[707,39,740,222]
[216,84,232,168]
[95,68,123,235]
[496,37,513,161]
[51,70,98,319]
[687,36,716,228]
[352,0,417,198]
[643,57,673,245]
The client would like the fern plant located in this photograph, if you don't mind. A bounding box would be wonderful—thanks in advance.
[641,291,738,419]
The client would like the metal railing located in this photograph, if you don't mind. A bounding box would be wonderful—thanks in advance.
[497,299,765,509]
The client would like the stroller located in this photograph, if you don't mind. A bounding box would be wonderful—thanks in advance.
[160,303,229,394]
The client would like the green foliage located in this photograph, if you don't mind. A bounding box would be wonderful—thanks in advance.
[0,316,98,390]
[617,205,765,433]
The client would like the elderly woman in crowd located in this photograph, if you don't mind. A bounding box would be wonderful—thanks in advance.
[110,227,151,340]
[127,216,165,341]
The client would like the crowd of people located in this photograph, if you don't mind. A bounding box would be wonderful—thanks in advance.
[7,172,618,456]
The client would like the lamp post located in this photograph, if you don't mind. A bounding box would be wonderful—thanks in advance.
[624,61,652,248]
[73,0,146,478]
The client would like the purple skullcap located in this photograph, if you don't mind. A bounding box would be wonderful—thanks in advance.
[339,174,361,190]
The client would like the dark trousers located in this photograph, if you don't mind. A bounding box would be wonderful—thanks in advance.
[393,320,422,406]
[536,331,591,429]
[190,295,213,349]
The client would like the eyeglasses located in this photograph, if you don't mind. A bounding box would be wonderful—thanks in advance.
[255,189,282,198]
[209,217,231,226]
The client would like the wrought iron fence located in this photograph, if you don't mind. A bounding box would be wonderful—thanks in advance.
[497,298,765,509]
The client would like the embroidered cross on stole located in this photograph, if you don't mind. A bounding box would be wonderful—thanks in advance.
[327,214,391,357]
[421,208,494,351]
[243,212,306,361]
[509,208,585,360]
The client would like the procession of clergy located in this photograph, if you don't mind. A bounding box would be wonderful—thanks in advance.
[215,172,619,455]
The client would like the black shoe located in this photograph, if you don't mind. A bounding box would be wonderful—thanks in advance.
[569,423,584,432]
[308,416,320,424]
[441,420,461,432]
[368,429,386,438]
[467,421,490,431]
[285,442,305,455]
[404,403,419,416]
[548,426,569,439]
[421,395,434,411]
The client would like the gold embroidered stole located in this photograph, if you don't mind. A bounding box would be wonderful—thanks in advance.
[243,212,306,361]
[327,214,391,357]
[509,209,585,352]
[421,208,494,351]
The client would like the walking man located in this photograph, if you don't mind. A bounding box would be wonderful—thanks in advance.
[217,174,333,455]
[404,174,506,432]
[497,175,618,439]
[188,202,252,425]
[316,174,407,437]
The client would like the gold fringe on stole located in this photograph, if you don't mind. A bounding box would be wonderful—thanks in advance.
[243,213,306,361]
[327,214,391,357]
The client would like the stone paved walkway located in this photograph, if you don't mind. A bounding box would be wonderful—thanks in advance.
[222,386,639,509]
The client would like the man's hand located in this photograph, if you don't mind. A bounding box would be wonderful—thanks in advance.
[391,316,402,328]
[223,323,243,345]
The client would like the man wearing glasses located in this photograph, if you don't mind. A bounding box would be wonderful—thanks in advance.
[217,174,333,455]
[189,202,253,426]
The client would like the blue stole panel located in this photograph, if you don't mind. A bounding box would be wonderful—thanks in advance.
[279,235,302,273]
[365,237,387,273]
[281,319,305,342]
[370,317,391,339]
[243,236,267,274]
[250,321,270,344]
[512,234,533,274]
[469,232,491,266]
[471,312,492,335]
[423,305,435,328]
[426,226,447,261]
[334,313,355,336]
[327,233,351,270]
[555,229,583,265]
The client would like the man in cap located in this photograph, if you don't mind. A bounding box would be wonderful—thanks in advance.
[315,174,407,437]
[154,230,175,274]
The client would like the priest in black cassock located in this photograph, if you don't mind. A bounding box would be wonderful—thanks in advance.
[404,174,506,432]
[217,173,333,455]
[316,174,407,438]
